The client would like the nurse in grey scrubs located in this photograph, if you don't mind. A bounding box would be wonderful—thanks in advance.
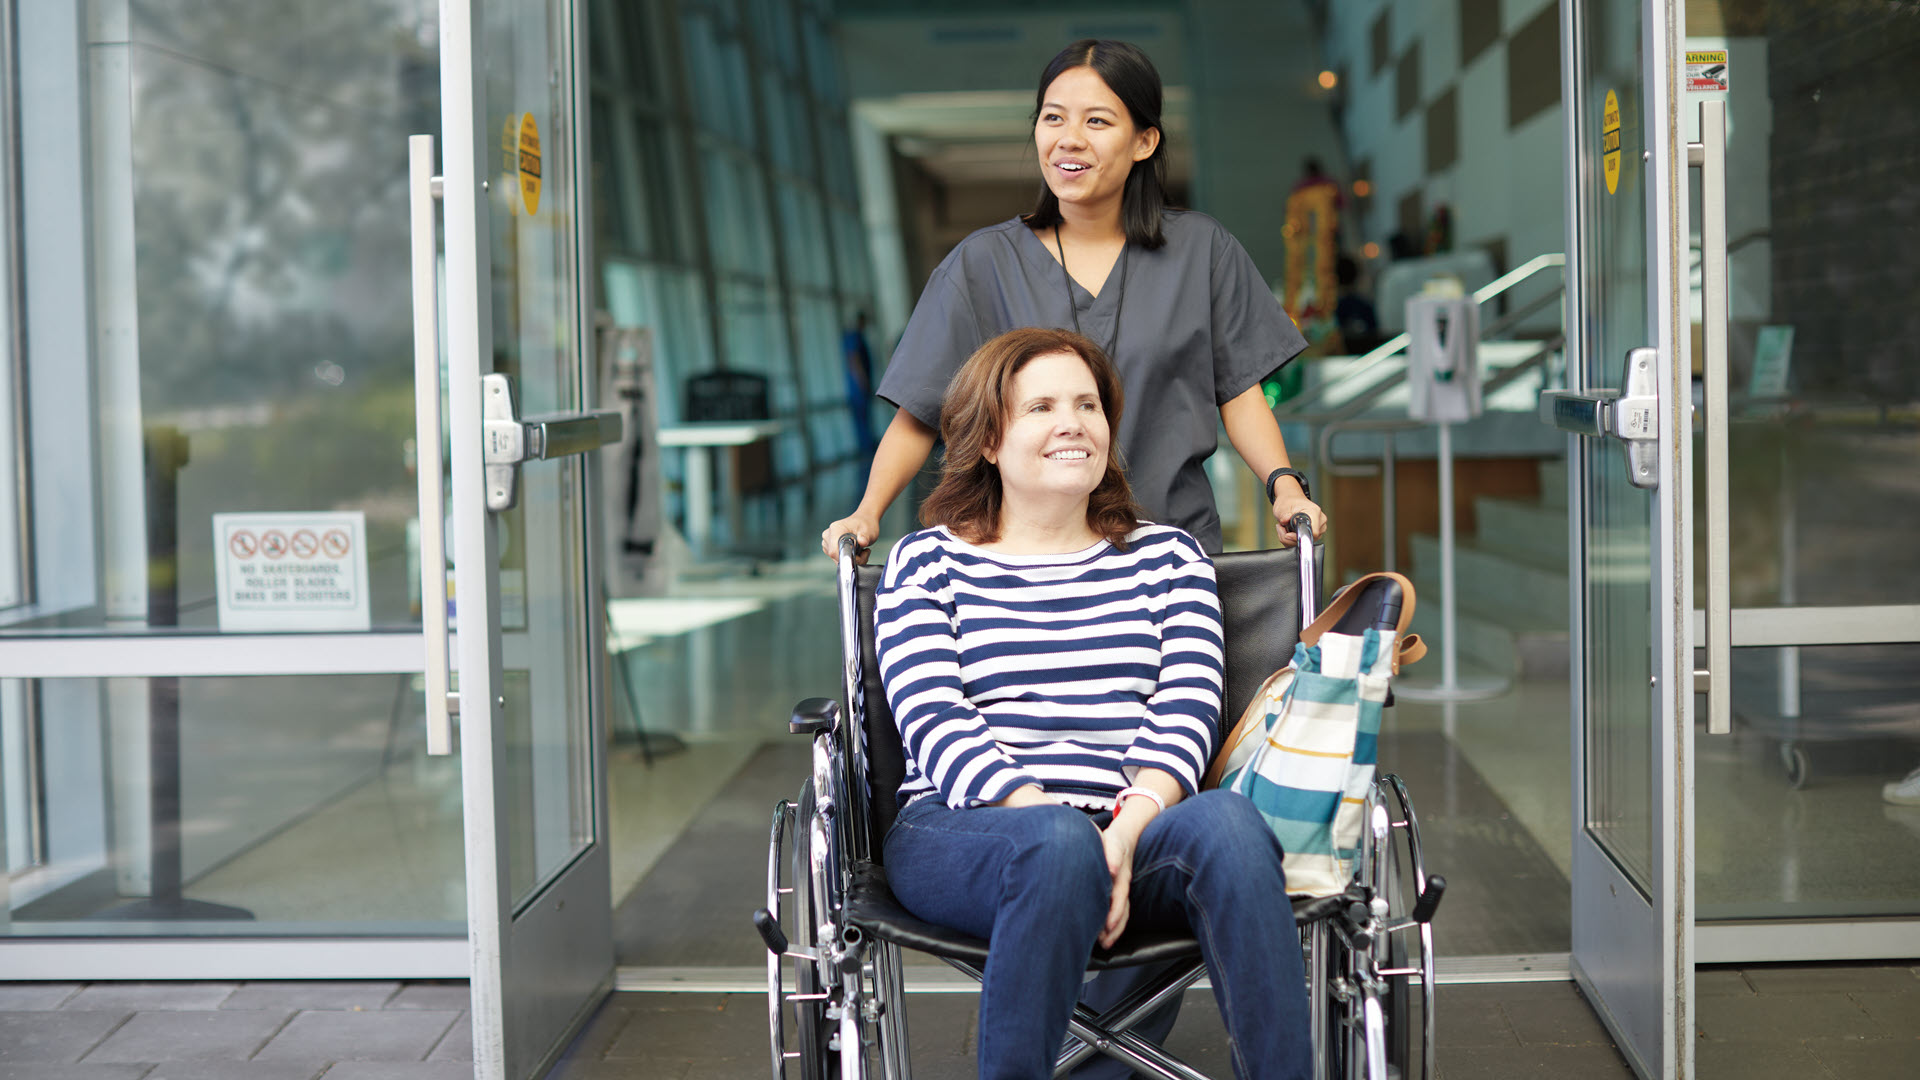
[821,38,1326,560]
[823,37,1322,1079]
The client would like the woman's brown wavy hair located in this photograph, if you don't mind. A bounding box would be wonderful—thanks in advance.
[919,327,1146,550]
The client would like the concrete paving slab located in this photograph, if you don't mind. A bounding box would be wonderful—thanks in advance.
[1498,986,1617,1046]
[1693,1040,1835,1080]
[62,984,236,1012]
[145,1065,323,1080]
[1801,1036,1920,1079]
[603,1001,750,1059]
[251,1011,461,1066]
[382,986,469,1012]
[549,1003,633,1063]
[311,1065,476,1080]
[0,1013,128,1064]
[549,1060,690,1080]
[1694,969,1757,997]
[1740,962,1920,997]
[1848,989,1920,1035]
[222,983,400,1012]
[0,1066,153,1080]
[1157,989,1234,1080]
[679,1061,776,1080]
[84,1010,291,1064]
[1431,985,1522,1047]
[424,1015,470,1063]
[1695,992,1882,1042]
[903,994,976,1058]
[1437,1043,1637,1079]
[0,986,82,1011]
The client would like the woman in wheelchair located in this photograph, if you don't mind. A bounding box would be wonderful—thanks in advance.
[874,326,1312,1080]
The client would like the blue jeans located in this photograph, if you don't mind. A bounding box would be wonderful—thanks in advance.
[884,790,1312,1080]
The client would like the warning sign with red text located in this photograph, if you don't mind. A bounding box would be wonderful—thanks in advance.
[1686,50,1729,92]
[213,511,371,631]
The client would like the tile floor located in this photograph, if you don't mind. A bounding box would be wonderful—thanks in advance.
[5,963,1917,1078]
[0,979,471,1078]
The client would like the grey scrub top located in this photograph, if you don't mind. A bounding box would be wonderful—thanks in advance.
[877,209,1308,553]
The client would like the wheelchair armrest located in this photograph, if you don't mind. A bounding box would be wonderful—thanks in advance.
[790,697,839,735]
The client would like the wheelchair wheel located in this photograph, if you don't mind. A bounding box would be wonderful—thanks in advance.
[790,778,839,1080]
[1384,911,1418,1080]
[1377,776,1436,1080]
[762,800,793,1080]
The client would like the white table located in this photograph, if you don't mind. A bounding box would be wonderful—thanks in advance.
[657,420,785,554]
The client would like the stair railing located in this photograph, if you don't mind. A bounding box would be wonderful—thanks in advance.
[1276,252,1567,428]
[1311,336,1564,573]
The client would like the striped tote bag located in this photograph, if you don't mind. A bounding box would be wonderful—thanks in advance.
[1214,626,1400,898]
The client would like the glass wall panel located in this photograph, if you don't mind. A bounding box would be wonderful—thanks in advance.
[603,260,714,428]
[2,1,438,637]
[587,0,874,541]
[719,280,786,382]
[1700,644,1920,919]
[1688,3,1920,926]
[1,673,462,935]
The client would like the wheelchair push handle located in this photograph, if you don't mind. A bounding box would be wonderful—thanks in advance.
[1292,513,1319,625]
[833,531,871,564]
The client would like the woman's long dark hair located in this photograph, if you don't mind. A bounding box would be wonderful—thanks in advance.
[1020,39,1171,251]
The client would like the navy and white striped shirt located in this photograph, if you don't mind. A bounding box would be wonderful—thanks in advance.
[874,523,1225,810]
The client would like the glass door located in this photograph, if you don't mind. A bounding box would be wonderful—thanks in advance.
[0,0,470,974]
[1547,1,1693,1076]
[431,0,616,1076]
[1683,3,1920,961]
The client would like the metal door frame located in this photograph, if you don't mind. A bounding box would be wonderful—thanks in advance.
[1559,1,1693,1077]
[441,0,613,1075]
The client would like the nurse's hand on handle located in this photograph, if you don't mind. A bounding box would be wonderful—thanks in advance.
[1271,483,1326,549]
[820,513,877,564]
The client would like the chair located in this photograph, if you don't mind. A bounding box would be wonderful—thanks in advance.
[755,532,1445,1080]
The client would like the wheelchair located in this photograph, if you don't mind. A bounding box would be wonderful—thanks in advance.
[754,528,1446,1080]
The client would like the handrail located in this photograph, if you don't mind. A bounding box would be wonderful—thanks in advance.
[1286,291,1565,429]
[1481,333,1565,398]
[1309,336,1565,571]
[1285,332,1564,435]
[1277,253,1566,419]
[1315,335,1562,451]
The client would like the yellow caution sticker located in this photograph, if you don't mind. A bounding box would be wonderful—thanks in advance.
[1686,50,1730,92]
[1601,89,1622,196]
[517,113,542,216]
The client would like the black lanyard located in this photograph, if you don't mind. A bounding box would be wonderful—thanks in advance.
[1054,225,1128,358]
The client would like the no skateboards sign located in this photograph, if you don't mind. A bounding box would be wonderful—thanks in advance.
[213,511,371,631]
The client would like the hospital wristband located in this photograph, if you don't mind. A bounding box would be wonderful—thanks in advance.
[1116,786,1167,816]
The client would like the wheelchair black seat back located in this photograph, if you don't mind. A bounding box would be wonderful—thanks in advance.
[758,532,1442,1080]
[850,544,1314,857]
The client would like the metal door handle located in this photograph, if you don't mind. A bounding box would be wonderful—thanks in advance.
[1689,100,1732,734]
[1539,346,1661,489]
[409,134,456,755]
[479,374,624,512]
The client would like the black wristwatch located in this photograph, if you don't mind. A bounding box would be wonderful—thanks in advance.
[1265,467,1311,503]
